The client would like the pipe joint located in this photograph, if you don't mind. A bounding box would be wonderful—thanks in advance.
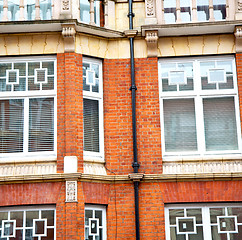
[129,85,137,91]
[127,12,135,18]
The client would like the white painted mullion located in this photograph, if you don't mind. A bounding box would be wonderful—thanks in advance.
[194,60,206,155]
[23,98,29,154]
[203,207,212,240]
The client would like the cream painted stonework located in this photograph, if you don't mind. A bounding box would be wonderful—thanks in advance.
[0,34,64,56]
[158,34,235,57]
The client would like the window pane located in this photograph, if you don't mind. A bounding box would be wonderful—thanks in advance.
[25,0,35,20]
[163,99,197,152]
[8,0,20,21]
[84,99,99,152]
[164,0,176,23]
[197,0,209,21]
[29,98,54,152]
[40,0,52,20]
[203,97,238,151]
[0,99,24,153]
[213,0,226,20]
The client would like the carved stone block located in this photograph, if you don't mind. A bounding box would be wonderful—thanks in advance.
[66,180,77,202]
[145,30,158,57]
[62,24,76,52]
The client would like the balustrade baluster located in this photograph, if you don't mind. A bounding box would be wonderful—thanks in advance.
[209,0,215,21]
[104,0,108,28]
[2,0,8,21]
[89,0,95,25]
[19,0,24,20]
[176,0,181,23]
[191,0,197,22]
[161,0,165,24]
[35,0,40,20]
[226,0,229,20]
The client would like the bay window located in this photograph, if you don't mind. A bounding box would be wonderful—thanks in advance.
[159,56,241,157]
[83,58,103,160]
[0,57,56,158]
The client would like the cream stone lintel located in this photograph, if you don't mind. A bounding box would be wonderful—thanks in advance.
[62,23,76,52]
[1,172,242,185]
[145,30,158,57]
[234,26,242,52]
[129,173,144,181]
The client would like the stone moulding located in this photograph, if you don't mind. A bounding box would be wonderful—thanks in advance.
[66,180,78,202]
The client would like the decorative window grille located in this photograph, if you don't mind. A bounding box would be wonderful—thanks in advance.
[0,206,55,240]
[85,205,106,240]
[159,56,241,157]
[165,204,242,240]
[0,57,56,158]
[83,58,104,160]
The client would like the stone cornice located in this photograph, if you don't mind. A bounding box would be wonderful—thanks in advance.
[0,172,242,185]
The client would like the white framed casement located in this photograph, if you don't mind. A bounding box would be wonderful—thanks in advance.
[0,56,57,160]
[0,205,56,240]
[158,56,242,158]
[165,203,242,240]
[83,57,104,162]
[85,205,106,240]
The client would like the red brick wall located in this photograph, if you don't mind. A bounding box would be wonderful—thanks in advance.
[57,53,83,173]
[103,58,162,175]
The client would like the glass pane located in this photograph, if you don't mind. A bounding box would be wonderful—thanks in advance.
[228,207,242,223]
[211,226,227,240]
[85,210,93,225]
[169,209,184,225]
[80,0,100,25]
[40,0,52,20]
[83,99,99,152]
[41,228,54,240]
[0,0,3,21]
[29,98,54,152]
[170,227,186,240]
[230,225,242,240]
[163,99,197,152]
[188,226,203,240]
[35,220,45,235]
[41,210,54,226]
[9,229,22,240]
[8,0,20,21]
[10,211,23,227]
[197,0,209,21]
[210,208,225,224]
[180,0,191,22]
[213,0,226,20]
[26,211,39,227]
[187,208,202,224]
[164,0,176,23]
[28,62,40,76]
[0,212,8,228]
[42,62,54,75]
[95,211,102,226]
[203,97,238,151]
[0,99,24,153]
[25,0,35,20]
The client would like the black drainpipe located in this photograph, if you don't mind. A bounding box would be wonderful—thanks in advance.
[127,1,140,240]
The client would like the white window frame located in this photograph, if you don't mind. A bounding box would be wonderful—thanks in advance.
[0,56,57,161]
[158,56,242,158]
[85,205,106,240]
[165,203,242,240]
[0,205,56,240]
[83,57,104,162]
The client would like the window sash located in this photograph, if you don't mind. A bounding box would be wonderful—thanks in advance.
[159,57,241,157]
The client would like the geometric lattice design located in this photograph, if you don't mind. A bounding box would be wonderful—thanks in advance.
[89,218,100,236]
[208,68,226,84]
[86,70,96,86]
[6,70,19,84]
[169,70,186,85]
[34,68,48,84]
[33,219,47,237]
[217,216,238,233]
[1,220,16,238]
[177,217,196,234]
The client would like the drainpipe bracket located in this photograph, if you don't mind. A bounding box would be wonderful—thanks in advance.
[129,173,144,182]
[124,29,138,38]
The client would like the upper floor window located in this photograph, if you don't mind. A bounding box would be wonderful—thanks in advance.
[0,56,56,158]
[83,58,104,160]
[80,0,100,26]
[163,0,226,24]
[159,56,241,157]
[85,205,106,240]
[165,203,242,240]
[0,0,52,21]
